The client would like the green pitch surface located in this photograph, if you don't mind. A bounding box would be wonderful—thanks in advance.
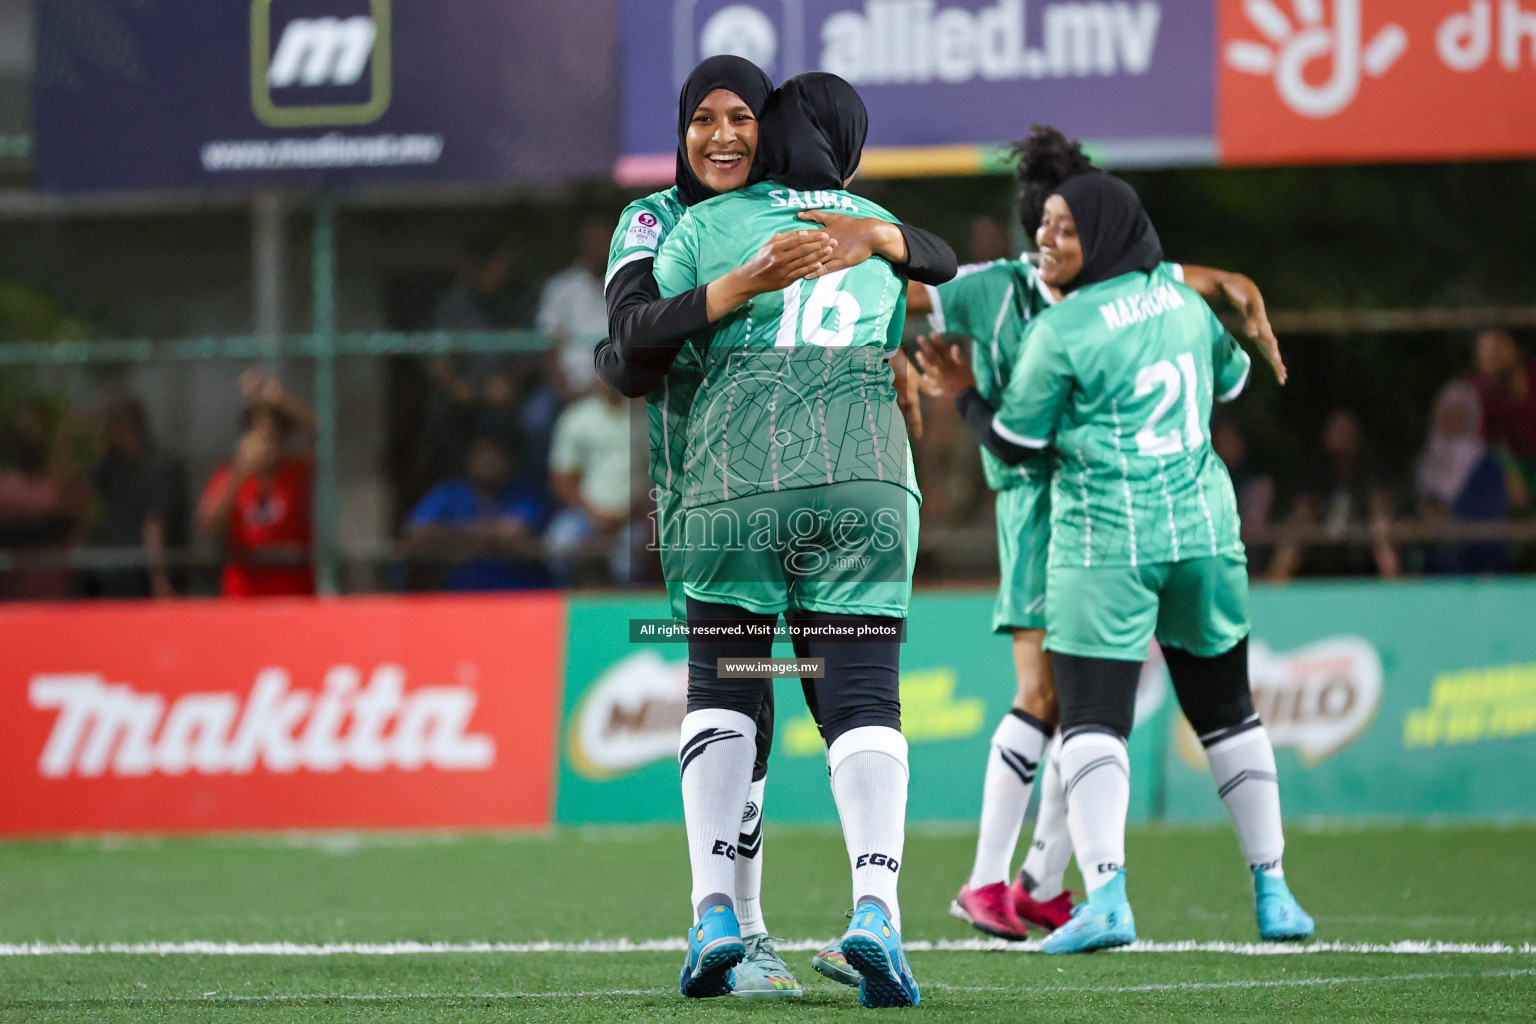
[2,824,1533,1022]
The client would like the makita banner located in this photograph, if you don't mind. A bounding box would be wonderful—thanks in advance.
[33,0,619,191]
[618,0,1216,179]
[0,596,564,835]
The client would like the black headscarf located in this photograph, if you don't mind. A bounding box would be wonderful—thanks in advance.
[675,56,774,208]
[1053,172,1164,293]
[756,72,868,191]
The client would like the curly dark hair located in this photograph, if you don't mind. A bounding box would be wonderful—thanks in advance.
[1008,125,1095,241]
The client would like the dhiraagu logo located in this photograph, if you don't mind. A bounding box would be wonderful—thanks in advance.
[251,0,392,128]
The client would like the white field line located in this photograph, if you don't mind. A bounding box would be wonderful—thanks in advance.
[2,938,1534,957]
[10,969,1536,1004]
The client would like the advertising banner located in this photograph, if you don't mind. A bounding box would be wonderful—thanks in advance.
[556,591,1165,825]
[618,0,1217,181]
[0,595,565,835]
[1160,580,1536,821]
[33,0,619,191]
[1218,0,1536,164]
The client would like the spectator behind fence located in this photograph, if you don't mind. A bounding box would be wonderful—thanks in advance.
[1267,408,1402,580]
[89,395,187,598]
[1471,327,1536,509]
[403,433,551,591]
[0,399,88,600]
[967,214,1011,264]
[537,214,610,400]
[1212,418,1275,546]
[1417,380,1511,575]
[545,384,631,582]
[195,371,316,597]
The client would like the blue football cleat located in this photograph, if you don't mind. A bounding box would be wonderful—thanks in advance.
[678,904,746,998]
[1041,870,1136,954]
[1255,870,1315,941]
[839,901,920,1008]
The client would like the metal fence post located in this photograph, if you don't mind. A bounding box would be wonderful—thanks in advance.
[312,193,340,596]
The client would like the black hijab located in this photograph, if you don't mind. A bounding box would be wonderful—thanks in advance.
[675,56,774,208]
[1053,172,1164,293]
[756,72,868,191]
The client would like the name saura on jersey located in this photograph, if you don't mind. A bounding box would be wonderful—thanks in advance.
[1098,283,1186,331]
[768,189,860,212]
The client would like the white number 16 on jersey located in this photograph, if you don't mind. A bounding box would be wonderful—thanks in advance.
[775,269,861,349]
[1134,353,1204,456]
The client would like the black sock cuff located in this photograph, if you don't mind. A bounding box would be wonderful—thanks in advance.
[1009,707,1054,735]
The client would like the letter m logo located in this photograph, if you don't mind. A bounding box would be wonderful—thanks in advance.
[251,0,392,127]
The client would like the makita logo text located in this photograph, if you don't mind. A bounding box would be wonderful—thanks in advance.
[29,666,495,779]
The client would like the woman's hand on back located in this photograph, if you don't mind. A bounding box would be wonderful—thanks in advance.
[796,211,907,277]
[706,228,833,320]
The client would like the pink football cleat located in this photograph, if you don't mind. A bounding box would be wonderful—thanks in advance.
[1011,879,1077,933]
[950,882,1030,941]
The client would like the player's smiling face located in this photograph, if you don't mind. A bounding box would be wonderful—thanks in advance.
[686,89,758,195]
[1036,194,1083,287]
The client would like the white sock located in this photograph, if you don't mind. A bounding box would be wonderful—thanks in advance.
[1205,722,1286,878]
[1060,730,1130,895]
[829,725,909,933]
[967,711,1050,888]
[1018,736,1073,902]
[679,708,757,920]
[735,777,767,936]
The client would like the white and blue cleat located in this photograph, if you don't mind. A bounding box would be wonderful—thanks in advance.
[679,904,746,998]
[729,934,802,998]
[839,901,920,1008]
[1041,870,1137,954]
[1254,869,1315,942]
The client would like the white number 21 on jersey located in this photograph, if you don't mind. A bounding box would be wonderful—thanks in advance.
[1134,353,1204,456]
[774,269,861,349]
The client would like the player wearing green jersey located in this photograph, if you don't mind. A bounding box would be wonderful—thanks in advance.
[652,73,927,1009]
[920,171,1312,954]
[594,57,954,1000]
[910,127,1287,942]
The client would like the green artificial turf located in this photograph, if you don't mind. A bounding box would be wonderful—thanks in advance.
[2,823,1533,1022]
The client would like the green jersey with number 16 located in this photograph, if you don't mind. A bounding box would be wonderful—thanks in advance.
[652,181,916,510]
[994,264,1252,569]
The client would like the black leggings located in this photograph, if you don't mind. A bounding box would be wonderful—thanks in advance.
[1053,637,1255,743]
[685,598,902,749]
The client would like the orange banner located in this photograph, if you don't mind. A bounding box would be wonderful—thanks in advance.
[1219,0,1536,164]
[0,595,565,835]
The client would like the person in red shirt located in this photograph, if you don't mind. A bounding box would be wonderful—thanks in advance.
[1470,327,1536,509]
[196,371,316,596]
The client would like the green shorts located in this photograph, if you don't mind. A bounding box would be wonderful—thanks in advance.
[992,481,1050,634]
[1044,551,1250,662]
[673,481,920,619]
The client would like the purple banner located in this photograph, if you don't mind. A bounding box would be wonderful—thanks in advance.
[621,0,1215,170]
[35,0,619,192]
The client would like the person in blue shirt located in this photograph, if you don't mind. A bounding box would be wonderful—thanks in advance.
[403,433,552,590]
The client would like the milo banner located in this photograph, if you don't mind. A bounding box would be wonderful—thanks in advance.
[556,591,1166,825]
[557,581,1536,826]
[1158,579,1536,822]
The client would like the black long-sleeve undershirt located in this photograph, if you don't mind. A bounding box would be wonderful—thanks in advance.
[595,223,958,399]
[596,259,707,398]
[956,386,1045,467]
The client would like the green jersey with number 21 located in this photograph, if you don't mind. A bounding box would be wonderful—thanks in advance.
[651,182,915,509]
[995,264,1252,569]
